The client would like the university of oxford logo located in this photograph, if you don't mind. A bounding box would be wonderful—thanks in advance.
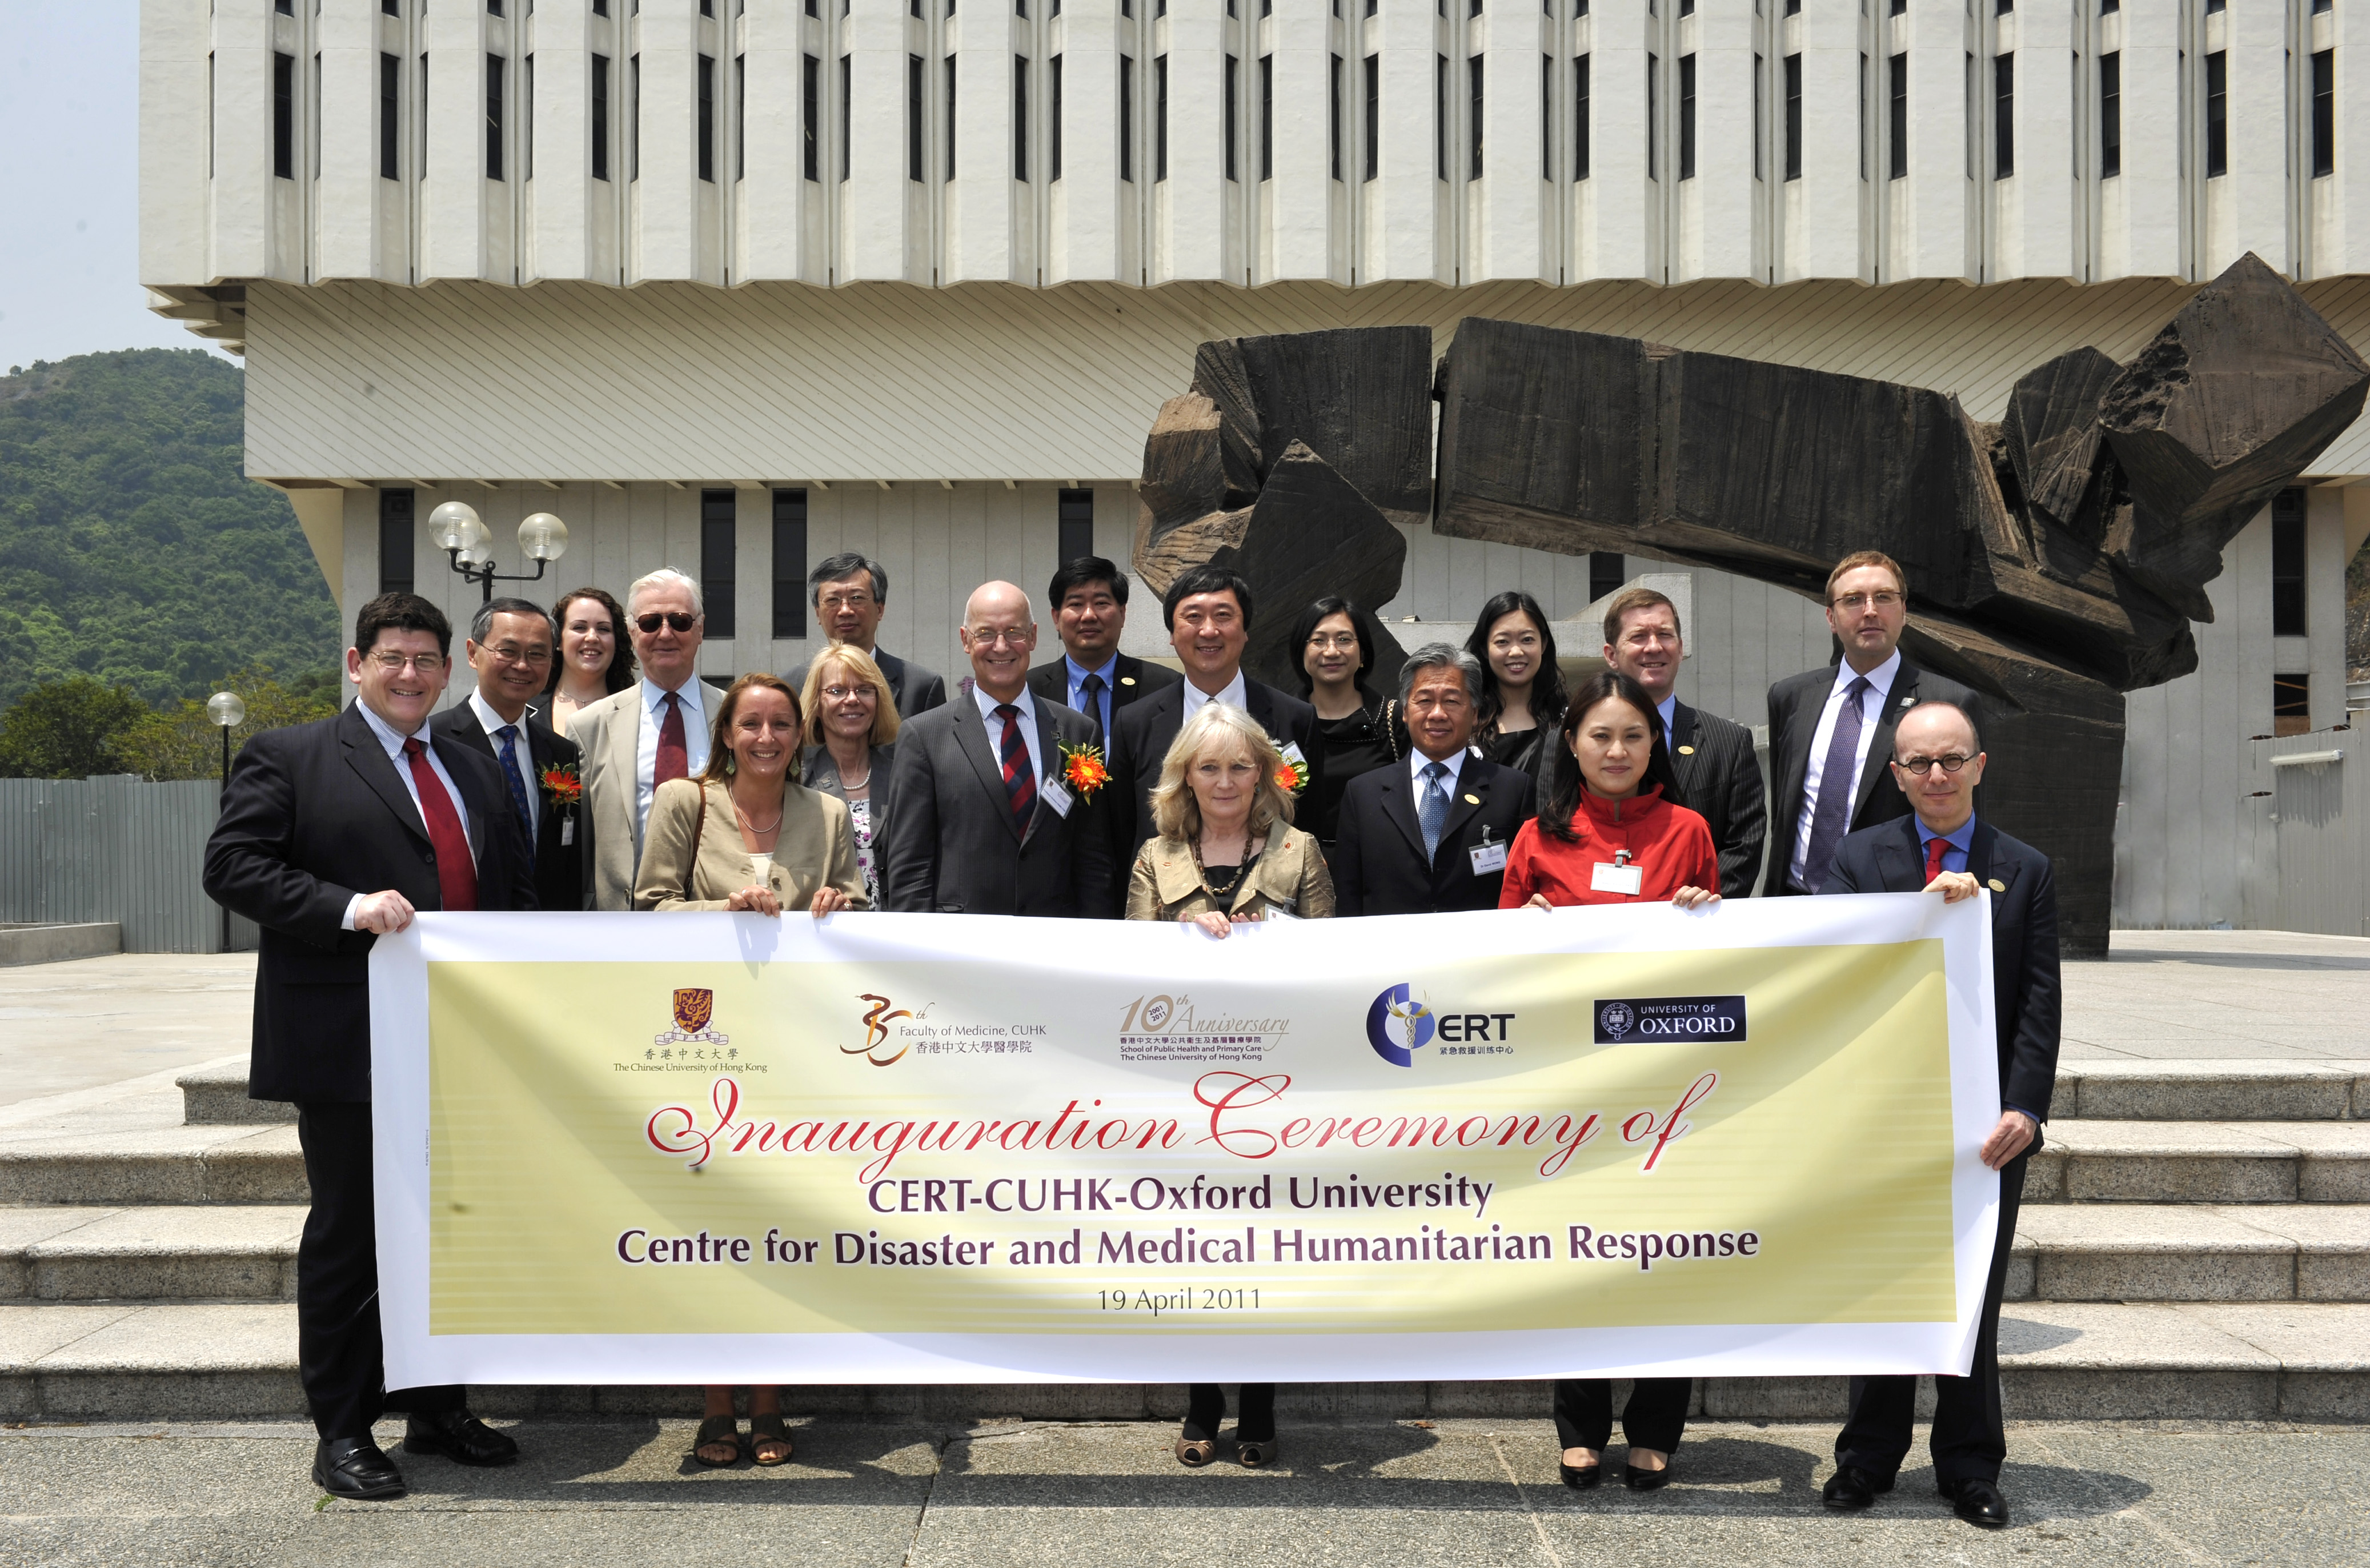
[655,987,730,1049]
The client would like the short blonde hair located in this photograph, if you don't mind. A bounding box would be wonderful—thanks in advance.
[799,645,901,748]
[1149,703,1297,844]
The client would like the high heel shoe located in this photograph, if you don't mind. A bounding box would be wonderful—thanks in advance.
[1559,1461,1603,1490]
[1236,1435,1278,1467]
[1623,1459,1674,1491]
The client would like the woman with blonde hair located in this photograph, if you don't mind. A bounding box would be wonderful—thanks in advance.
[799,645,900,908]
[634,671,868,1467]
[1124,702,1332,1466]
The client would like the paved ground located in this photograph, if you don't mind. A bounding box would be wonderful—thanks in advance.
[0,955,255,1108]
[1,1416,2362,1566]
[2063,931,2370,1062]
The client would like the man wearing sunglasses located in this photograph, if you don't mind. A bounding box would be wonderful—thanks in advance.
[1815,700,2059,1533]
[567,567,729,911]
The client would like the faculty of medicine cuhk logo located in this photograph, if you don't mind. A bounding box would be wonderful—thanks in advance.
[1365,982,1436,1068]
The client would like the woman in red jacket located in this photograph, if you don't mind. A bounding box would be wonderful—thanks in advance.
[1498,669,1718,1493]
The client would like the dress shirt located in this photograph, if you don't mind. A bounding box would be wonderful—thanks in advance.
[1409,745,1468,791]
[1064,653,1118,739]
[1179,668,1250,723]
[1918,811,2039,1121]
[1655,692,1678,737]
[340,699,471,931]
[971,681,1044,785]
[1787,648,1902,890]
[467,690,538,835]
[636,676,712,835]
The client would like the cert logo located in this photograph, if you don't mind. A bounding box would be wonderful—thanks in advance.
[1594,994,1749,1044]
[1365,983,1436,1068]
[655,987,729,1049]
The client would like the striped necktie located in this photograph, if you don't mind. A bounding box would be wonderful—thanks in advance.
[995,703,1036,832]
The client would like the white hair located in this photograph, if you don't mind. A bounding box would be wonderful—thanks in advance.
[627,567,703,617]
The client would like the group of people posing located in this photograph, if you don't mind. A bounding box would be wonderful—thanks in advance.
[203,544,2058,1535]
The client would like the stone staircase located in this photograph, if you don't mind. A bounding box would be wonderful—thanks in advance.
[2,1057,2364,1423]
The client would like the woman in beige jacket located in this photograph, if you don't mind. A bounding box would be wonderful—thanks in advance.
[632,672,867,1468]
[1124,702,1331,1468]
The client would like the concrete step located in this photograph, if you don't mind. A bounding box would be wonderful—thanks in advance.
[174,1059,293,1127]
[3,1301,2363,1423]
[2030,1119,2370,1204]
[2055,1058,2370,1121]
[0,1206,303,1302]
[0,1124,305,1206]
[2007,1203,2370,1302]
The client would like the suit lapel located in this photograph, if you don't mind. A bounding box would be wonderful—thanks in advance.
[954,696,1024,843]
[339,706,430,844]
[1666,700,1701,800]
[1024,704,1067,844]
[1431,755,1491,855]
[600,692,645,852]
[1874,814,1927,893]
[1378,759,1426,859]
[1855,664,1916,821]
[879,651,909,710]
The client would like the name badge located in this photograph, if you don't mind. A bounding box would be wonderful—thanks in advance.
[1469,841,1508,876]
[1040,776,1075,818]
[1590,861,1644,896]
[1280,740,1310,770]
[560,817,575,846]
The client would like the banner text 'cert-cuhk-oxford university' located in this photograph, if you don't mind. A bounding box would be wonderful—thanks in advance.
[368,895,2001,1388]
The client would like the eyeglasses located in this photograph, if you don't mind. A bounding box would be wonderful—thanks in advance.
[1306,633,1361,651]
[1831,591,1904,612]
[1896,753,1973,775]
[483,644,552,667]
[968,628,1031,647]
[818,591,879,613]
[635,612,699,634]
[821,684,876,702]
[366,651,446,673]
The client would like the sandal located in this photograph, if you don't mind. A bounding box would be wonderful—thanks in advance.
[748,1412,794,1467]
[1174,1428,1217,1467]
[1236,1436,1278,1468]
[692,1414,743,1467]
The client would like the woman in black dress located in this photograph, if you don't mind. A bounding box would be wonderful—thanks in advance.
[1287,597,1401,850]
[1465,590,1567,787]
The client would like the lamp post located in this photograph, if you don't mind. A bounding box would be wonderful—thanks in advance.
[207,691,244,953]
[425,502,571,603]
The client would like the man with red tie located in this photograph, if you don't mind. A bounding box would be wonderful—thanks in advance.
[204,593,538,1500]
[566,567,730,911]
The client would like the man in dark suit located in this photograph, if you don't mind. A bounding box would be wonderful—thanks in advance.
[1602,587,1765,900]
[1332,644,1535,915]
[1109,564,1319,865]
[428,596,585,913]
[881,580,1114,915]
[203,593,537,1502]
[1026,555,1182,743]
[800,551,947,719]
[1817,699,2059,1533]
[1763,550,1983,896]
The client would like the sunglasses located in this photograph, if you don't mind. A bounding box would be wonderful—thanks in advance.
[635,612,699,634]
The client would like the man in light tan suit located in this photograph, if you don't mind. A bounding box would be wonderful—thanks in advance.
[566,567,729,910]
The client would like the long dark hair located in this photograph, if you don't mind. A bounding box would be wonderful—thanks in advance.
[545,587,638,696]
[1540,670,1681,843]
[1465,590,1567,735]
[1285,596,1383,701]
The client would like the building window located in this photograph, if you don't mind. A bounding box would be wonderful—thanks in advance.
[1993,54,2012,178]
[2273,675,2312,736]
[1575,54,1590,179]
[909,54,925,181]
[2312,50,2333,179]
[526,55,536,180]
[1332,54,1344,182]
[1753,53,1763,180]
[1052,54,1064,181]
[947,55,957,178]
[1225,54,1239,181]
[1541,55,1553,178]
[772,491,809,639]
[381,54,402,179]
[1364,54,1378,181]
[2099,51,2119,179]
[2204,50,2226,179]
[841,53,852,179]
[2272,490,2308,637]
[733,54,742,181]
[593,54,612,180]
[802,55,819,180]
[1436,54,1448,181]
[274,53,295,179]
[696,55,715,182]
[2099,0,2116,11]
[1058,489,1096,563]
[1122,55,1136,182]
[1016,55,1030,179]
[1589,552,1625,602]
[1469,54,1484,178]
[1261,55,1274,181]
[1888,52,1907,180]
[387,1,402,15]
[1858,52,1868,180]
[379,490,416,595]
[1678,54,1695,180]
[701,491,738,640]
[1646,54,1658,181]
[631,54,641,180]
[491,0,506,14]
[488,55,507,180]
[277,0,292,13]
[1158,55,1170,181]
[1783,52,1800,179]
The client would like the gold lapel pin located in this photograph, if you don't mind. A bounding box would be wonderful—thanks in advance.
[1463,793,1481,805]
[1677,744,1695,755]
[1987,877,2007,893]
[1120,676,1137,686]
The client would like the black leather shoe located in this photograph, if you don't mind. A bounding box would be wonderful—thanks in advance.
[1623,1460,1674,1491]
[1559,1462,1603,1490]
[1942,1475,2010,1529]
[313,1437,406,1501]
[1820,1463,1891,1511]
[403,1410,520,1467]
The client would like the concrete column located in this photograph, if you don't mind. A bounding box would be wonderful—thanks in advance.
[315,3,380,283]
[1052,1,1123,283]
[843,0,912,280]
[1679,0,1758,283]
[1160,1,1230,283]
[2224,0,2293,275]
[1473,11,1550,283]
[207,1,276,282]
[1365,1,1442,283]
[139,0,212,289]
[628,0,700,282]
[1895,0,1970,282]
[2107,0,2181,280]
[1581,0,1654,282]
[530,0,596,282]
[1793,0,1860,280]
[1267,4,1337,282]
[945,8,1019,281]
[1995,0,2076,282]
[420,0,490,282]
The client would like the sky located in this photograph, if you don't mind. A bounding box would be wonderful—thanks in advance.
[0,2,230,370]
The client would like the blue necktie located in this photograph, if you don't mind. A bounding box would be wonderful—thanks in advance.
[1078,672,1108,742]
[495,724,535,833]
[1418,761,1450,863]
[1800,675,1871,892]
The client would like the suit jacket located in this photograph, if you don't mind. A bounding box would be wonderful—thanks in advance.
[803,742,896,900]
[201,703,538,1104]
[1109,675,1321,861]
[1026,652,1183,743]
[1666,699,1767,902]
[1125,821,1337,922]
[879,688,1116,916]
[1762,659,1984,896]
[567,678,729,911]
[632,776,869,911]
[1820,814,2060,1120]
[428,699,586,914]
[1330,751,1537,916]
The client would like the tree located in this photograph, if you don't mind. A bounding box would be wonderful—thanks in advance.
[0,676,151,778]
[117,664,342,781]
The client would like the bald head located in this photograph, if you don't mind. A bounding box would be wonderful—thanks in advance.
[965,581,1032,628]
[1889,700,1984,836]
[1895,701,1979,758]
[960,580,1038,700]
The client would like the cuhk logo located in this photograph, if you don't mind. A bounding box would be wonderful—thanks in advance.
[1366,983,1436,1068]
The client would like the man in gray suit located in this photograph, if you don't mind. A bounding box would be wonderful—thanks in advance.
[566,567,729,911]
[1601,587,1767,900]
[880,582,1113,916]
[799,552,947,721]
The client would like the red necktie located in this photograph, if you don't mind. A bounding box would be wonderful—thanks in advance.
[1924,833,1950,885]
[401,737,479,912]
[654,691,688,786]
[995,704,1036,832]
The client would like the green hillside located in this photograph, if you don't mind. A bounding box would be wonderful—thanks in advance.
[0,348,340,710]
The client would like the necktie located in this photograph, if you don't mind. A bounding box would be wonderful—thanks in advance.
[400,737,479,912]
[654,691,688,786]
[1800,675,1872,892]
[1078,672,1108,741]
[995,703,1037,833]
[1924,832,1950,885]
[1418,761,1450,863]
[494,724,534,832]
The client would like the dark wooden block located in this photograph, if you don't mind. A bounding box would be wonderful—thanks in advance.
[1193,326,1435,526]
[2000,345,2123,543]
[1139,392,1259,542]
